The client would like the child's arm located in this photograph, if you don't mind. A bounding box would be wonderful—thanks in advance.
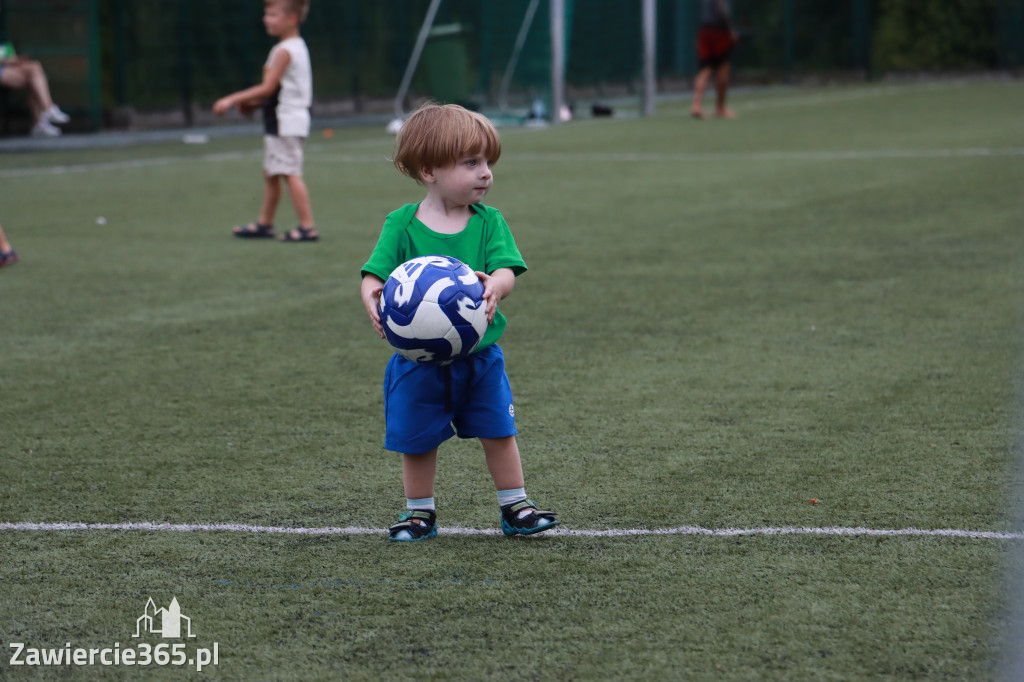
[361,274,386,339]
[474,267,516,324]
[212,47,291,116]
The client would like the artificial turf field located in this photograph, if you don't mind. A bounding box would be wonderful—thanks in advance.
[1,79,1023,680]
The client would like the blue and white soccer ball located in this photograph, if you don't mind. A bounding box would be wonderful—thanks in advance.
[378,255,489,365]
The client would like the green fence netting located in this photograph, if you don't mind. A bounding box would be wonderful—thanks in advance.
[1,0,1021,132]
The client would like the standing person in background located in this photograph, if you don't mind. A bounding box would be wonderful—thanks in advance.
[690,0,738,120]
[213,0,319,242]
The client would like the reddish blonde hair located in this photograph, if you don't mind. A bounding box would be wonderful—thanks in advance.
[393,103,502,183]
[266,0,309,22]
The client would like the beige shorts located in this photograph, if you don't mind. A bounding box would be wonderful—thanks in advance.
[263,135,306,177]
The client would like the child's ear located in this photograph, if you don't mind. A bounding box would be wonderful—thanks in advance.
[420,167,436,183]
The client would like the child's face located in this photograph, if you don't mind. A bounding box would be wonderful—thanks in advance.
[263,4,297,37]
[424,154,493,206]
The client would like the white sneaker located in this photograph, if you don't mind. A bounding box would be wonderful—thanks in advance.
[43,104,70,125]
[31,119,61,137]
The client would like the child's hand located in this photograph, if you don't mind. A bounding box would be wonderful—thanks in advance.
[361,276,386,339]
[474,269,515,324]
[212,98,232,116]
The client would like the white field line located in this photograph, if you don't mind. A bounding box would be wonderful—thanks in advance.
[0,135,390,179]
[501,148,1024,163]
[1,521,1021,540]
[2,146,1021,180]
[0,152,252,178]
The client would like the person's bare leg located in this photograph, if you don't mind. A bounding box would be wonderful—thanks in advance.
[280,174,318,240]
[402,449,439,500]
[481,436,526,491]
[26,75,44,124]
[484,435,558,534]
[0,61,51,124]
[714,63,736,119]
[691,66,712,118]
[26,61,55,116]
[0,223,19,266]
[258,173,282,226]
[386,449,439,538]
[21,61,55,122]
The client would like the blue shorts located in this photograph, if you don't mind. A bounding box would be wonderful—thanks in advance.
[383,344,517,454]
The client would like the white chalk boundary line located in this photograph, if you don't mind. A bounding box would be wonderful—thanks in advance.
[1,521,1021,540]
[501,148,1024,163]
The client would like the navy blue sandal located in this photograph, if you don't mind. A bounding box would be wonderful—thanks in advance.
[279,226,319,242]
[388,509,437,542]
[233,222,275,238]
[0,249,20,268]
[500,500,558,536]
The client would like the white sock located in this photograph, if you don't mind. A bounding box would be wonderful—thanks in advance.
[406,497,435,511]
[497,487,527,508]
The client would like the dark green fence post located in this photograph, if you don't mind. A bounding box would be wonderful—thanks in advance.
[113,0,126,106]
[783,0,794,75]
[87,0,101,129]
[178,0,193,126]
[348,0,362,107]
[997,0,1024,68]
[676,0,696,76]
[851,0,872,78]
[477,1,492,96]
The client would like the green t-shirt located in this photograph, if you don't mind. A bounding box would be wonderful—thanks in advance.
[361,202,527,351]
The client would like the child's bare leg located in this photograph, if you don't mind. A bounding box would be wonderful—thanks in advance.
[481,436,525,491]
[483,436,558,535]
[402,449,438,500]
[691,66,711,118]
[258,173,282,225]
[714,63,736,118]
[0,224,11,252]
[284,175,315,229]
[389,449,439,540]
[279,175,318,241]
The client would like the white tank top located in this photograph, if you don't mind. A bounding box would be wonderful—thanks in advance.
[264,37,311,138]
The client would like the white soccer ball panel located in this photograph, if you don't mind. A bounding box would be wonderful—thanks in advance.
[420,277,457,304]
[443,326,464,357]
[378,255,488,364]
[456,295,489,338]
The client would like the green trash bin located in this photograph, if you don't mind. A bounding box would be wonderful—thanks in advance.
[422,23,471,105]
